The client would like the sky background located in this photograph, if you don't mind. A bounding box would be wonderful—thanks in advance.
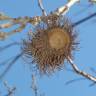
[0,0,96,96]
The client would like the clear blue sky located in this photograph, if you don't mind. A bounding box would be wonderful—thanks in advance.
[0,0,96,96]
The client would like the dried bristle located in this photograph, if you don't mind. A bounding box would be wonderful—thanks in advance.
[22,15,78,75]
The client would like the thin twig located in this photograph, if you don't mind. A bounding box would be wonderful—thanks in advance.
[72,12,96,27]
[31,74,45,96]
[0,16,41,40]
[0,52,23,79]
[65,77,85,85]
[0,42,20,52]
[3,81,16,96]
[67,56,96,82]
[32,74,38,96]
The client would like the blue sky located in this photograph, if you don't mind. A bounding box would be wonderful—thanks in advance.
[0,0,96,96]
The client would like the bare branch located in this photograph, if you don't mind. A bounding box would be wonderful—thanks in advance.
[31,74,45,96]
[0,0,95,41]
[67,56,96,82]
[38,0,47,16]
[72,12,96,27]
[65,77,85,85]
[32,74,38,96]
[0,42,20,52]
[0,16,41,40]
[53,0,80,16]
[0,52,23,79]
[3,81,16,96]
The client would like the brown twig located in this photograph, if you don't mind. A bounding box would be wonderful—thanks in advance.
[0,0,79,41]
[0,0,92,40]
[0,16,41,40]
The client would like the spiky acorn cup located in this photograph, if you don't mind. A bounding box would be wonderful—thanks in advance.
[22,15,78,75]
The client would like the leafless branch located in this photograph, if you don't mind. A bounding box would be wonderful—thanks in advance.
[0,0,81,40]
[67,56,96,83]
[31,74,38,96]
[0,15,41,40]
[38,0,47,16]
[3,81,16,96]
[0,42,20,52]
[53,0,80,16]
[31,74,45,96]
[0,52,23,79]
[65,77,85,85]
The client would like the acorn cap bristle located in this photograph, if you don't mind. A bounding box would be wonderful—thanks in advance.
[22,15,78,75]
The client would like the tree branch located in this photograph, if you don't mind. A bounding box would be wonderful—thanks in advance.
[32,74,38,96]
[53,0,80,16]
[0,0,96,40]
[0,16,41,40]
[38,0,47,16]
[0,52,23,79]
[3,81,16,96]
[31,74,45,96]
[67,56,96,82]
